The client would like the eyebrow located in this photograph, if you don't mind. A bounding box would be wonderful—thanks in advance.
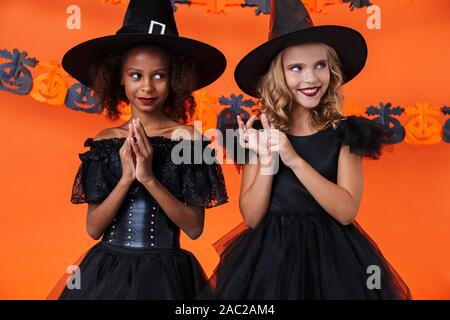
[286,59,327,68]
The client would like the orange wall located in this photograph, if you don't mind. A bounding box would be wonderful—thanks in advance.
[0,0,449,299]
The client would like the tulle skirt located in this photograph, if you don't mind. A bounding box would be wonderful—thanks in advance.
[209,212,412,300]
[48,242,210,300]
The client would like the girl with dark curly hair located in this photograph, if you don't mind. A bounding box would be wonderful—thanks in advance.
[48,0,228,300]
[90,45,198,125]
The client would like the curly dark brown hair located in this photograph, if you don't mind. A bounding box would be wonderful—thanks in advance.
[88,45,198,124]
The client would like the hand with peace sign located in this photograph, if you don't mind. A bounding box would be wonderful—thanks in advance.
[237,113,272,165]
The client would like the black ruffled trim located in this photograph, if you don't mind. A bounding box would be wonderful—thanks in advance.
[70,136,228,208]
[337,116,393,160]
[71,138,121,204]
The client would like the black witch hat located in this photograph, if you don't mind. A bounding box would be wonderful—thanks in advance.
[234,0,368,97]
[62,0,226,90]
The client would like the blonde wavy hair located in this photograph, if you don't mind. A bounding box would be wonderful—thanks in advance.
[258,42,346,133]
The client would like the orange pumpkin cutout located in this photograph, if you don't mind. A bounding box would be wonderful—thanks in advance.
[192,0,242,14]
[102,0,127,6]
[30,61,68,105]
[404,102,442,145]
[303,0,342,13]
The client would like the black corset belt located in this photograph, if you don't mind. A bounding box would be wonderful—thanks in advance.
[101,195,180,249]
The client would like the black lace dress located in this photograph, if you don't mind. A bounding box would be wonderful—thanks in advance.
[210,116,412,300]
[52,136,228,300]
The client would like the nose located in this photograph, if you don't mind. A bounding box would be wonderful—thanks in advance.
[140,77,154,93]
[302,68,319,83]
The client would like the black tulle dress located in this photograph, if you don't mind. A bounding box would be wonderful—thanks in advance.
[51,136,228,300]
[210,116,412,300]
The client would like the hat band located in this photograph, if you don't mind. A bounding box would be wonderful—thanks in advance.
[116,20,178,36]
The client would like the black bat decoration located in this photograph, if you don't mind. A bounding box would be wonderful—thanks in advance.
[343,0,373,11]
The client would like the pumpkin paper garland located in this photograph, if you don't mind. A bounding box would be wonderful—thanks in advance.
[0,49,37,95]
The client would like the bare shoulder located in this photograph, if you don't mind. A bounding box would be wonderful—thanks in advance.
[338,144,363,163]
[93,127,127,141]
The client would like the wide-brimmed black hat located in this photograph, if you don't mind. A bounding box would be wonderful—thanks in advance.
[235,0,368,97]
[62,0,226,90]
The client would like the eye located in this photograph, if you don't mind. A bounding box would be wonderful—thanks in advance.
[290,65,302,72]
[130,72,141,80]
[154,72,167,80]
[316,62,327,69]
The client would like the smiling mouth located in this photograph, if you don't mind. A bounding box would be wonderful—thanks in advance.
[138,97,158,105]
[298,86,321,97]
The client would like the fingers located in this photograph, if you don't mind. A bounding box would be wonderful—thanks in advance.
[246,114,257,129]
[237,115,246,139]
[127,124,134,152]
[132,119,143,149]
[239,135,248,149]
[237,115,249,149]
[267,128,278,139]
[135,118,148,137]
[132,119,150,155]
[130,133,143,158]
[247,129,258,150]
[267,128,280,150]
[238,129,247,149]
[128,121,134,138]
[129,119,136,140]
[260,114,271,154]
[125,123,137,160]
[261,113,275,129]
[261,113,270,129]
[269,145,280,153]
[237,115,246,132]
[126,136,131,153]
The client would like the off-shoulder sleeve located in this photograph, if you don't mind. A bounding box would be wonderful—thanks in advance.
[154,139,229,209]
[179,159,229,208]
[337,116,393,160]
[70,138,117,204]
